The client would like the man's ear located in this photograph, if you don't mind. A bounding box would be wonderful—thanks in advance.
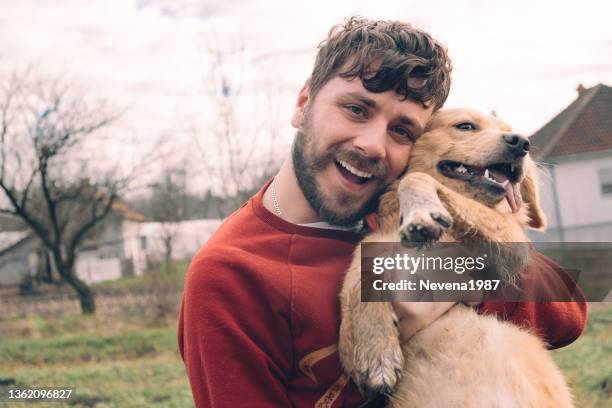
[291,79,311,129]
[521,158,547,230]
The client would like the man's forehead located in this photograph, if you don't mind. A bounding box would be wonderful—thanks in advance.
[344,59,432,106]
[332,76,430,108]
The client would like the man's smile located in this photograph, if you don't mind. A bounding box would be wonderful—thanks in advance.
[335,158,374,184]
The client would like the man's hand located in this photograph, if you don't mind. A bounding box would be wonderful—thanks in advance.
[391,302,456,342]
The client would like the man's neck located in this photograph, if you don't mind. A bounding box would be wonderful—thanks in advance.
[263,157,322,224]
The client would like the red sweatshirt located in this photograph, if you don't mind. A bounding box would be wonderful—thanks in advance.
[178,180,587,407]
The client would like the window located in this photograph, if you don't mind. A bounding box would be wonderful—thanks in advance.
[140,236,147,251]
[599,167,612,195]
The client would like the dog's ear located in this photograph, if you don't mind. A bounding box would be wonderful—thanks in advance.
[521,159,546,230]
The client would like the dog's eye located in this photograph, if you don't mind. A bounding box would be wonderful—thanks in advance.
[454,122,476,131]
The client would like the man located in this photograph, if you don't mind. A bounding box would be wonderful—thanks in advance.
[178,17,586,407]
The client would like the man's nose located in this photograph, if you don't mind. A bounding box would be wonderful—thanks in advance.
[352,123,387,160]
[502,133,530,158]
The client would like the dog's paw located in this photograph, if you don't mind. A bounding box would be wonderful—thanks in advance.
[350,335,404,396]
[399,204,452,247]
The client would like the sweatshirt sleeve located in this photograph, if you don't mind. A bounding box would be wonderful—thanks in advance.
[479,250,588,349]
[178,251,293,407]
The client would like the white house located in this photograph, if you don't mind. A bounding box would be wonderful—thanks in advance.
[0,203,147,286]
[132,219,222,267]
[70,218,223,281]
[529,83,612,243]
[0,212,223,286]
[0,231,38,286]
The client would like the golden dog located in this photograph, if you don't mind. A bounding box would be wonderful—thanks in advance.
[339,109,573,407]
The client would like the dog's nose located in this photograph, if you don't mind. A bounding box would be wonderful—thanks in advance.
[502,133,530,158]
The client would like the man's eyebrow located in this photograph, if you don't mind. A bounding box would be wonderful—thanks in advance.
[398,115,424,134]
[340,92,378,109]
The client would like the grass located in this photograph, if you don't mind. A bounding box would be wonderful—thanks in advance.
[552,303,612,407]
[91,260,190,291]
[0,302,610,407]
[0,315,191,407]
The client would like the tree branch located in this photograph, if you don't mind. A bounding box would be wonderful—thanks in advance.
[67,191,117,259]
[0,181,53,249]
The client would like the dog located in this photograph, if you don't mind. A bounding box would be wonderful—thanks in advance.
[338,109,573,407]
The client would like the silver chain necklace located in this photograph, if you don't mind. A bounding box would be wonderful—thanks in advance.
[271,179,283,217]
[271,178,364,231]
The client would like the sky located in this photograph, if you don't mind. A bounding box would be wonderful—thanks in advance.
[1,0,611,190]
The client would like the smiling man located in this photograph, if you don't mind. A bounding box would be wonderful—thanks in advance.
[278,75,432,227]
[178,17,586,408]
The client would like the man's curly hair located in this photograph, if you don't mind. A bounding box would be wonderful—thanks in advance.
[309,17,452,111]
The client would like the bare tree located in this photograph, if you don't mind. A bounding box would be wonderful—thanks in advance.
[0,68,127,314]
[144,166,188,319]
[186,41,285,218]
[149,166,188,266]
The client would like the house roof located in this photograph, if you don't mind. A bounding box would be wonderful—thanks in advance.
[0,214,24,231]
[110,200,145,222]
[1,199,144,231]
[530,83,612,160]
[0,231,31,255]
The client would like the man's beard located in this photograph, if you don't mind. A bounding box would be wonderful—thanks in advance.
[291,120,389,227]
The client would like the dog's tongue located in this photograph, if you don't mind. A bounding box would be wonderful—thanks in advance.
[505,182,522,213]
[488,169,522,213]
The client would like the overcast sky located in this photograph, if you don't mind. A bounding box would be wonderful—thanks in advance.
[1,0,611,185]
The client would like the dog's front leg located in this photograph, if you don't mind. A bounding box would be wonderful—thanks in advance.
[397,172,453,246]
[339,243,404,396]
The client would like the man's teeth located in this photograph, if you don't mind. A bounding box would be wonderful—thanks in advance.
[337,159,373,179]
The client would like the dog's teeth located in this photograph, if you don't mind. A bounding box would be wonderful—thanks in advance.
[502,180,509,187]
[457,165,467,174]
[484,169,489,179]
[510,163,515,172]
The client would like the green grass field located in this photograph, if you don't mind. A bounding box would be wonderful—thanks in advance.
[0,314,192,407]
[0,303,610,407]
[551,303,612,408]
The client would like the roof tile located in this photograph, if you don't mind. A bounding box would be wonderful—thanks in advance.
[530,84,612,159]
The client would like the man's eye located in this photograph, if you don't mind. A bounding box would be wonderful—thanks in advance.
[454,122,476,131]
[392,127,409,137]
[346,105,366,117]
[392,127,415,143]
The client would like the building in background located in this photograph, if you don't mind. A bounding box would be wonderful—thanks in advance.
[0,205,146,287]
[72,204,146,284]
[0,231,38,287]
[1,210,222,287]
[529,83,612,242]
[135,219,222,264]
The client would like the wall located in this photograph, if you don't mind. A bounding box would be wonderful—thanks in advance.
[531,152,612,242]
